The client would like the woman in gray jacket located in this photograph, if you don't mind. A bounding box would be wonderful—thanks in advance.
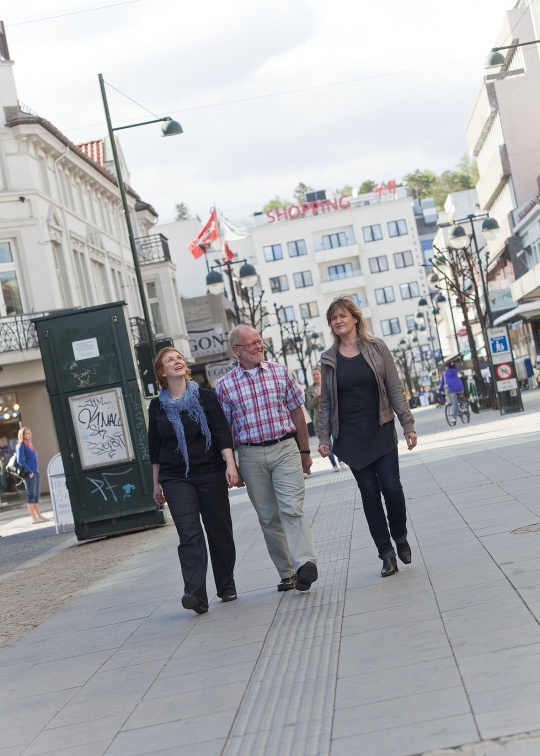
[318,296,417,577]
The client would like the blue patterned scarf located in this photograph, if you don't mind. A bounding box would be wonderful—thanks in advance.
[159,381,211,476]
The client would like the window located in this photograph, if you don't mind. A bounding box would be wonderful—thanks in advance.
[405,314,416,330]
[0,242,24,316]
[263,243,283,262]
[328,263,353,281]
[375,286,395,304]
[394,250,414,268]
[278,305,295,322]
[91,259,110,304]
[146,281,165,335]
[270,275,289,293]
[72,249,92,306]
[362,224,383,242]
[287,239,307,257]
[369,255,389,273]
[322,232,347,249]
[52,242,73,307]
[388,219,408,237]
[293,271,313,288]
[300,301,319,319]
[351,293,364,308]
[381,318,401,336]
[400,281,420,300]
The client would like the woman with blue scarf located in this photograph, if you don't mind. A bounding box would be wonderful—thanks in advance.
[148,348,239,615]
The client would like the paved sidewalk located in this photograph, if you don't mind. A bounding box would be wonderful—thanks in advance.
[1,411,539,755]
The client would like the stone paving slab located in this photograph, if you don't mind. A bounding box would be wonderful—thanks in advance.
[0,418,539,754]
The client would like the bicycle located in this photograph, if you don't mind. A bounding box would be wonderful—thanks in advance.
[445,393,470,426]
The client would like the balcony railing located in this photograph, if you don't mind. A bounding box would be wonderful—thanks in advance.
[129,316,149,345]
[135,234,171,265]
[0,313,45,353]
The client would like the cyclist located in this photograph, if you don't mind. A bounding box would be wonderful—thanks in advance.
[439,362,464,426]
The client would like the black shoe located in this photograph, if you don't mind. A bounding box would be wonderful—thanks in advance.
[220,589,237,602]
[277,575,296,592]
[381,557,398,577]
[396,540,412,564]
[182,593,208,614]
[295,561,318,591]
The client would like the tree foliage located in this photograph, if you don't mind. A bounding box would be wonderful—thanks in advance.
[174,202,191,221]
[339,184,354,197]
[358,179,376,194]
[293,182,312,204]
[404,155,479,209]
[262,195,289,213]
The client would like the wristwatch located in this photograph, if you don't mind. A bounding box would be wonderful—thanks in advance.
[300,450,311,454]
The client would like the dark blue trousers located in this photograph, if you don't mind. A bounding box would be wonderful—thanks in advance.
[161,470,236,606]
[350,447,408,559]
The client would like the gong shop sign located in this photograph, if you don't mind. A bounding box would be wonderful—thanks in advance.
[188,324,227,358]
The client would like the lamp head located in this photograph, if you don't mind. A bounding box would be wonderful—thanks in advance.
[206,269,225,295]
[484,49,506,69]
[481,216,500,242]
[238,262,258,288]
[161,118,183,137]
[417,297,429,307]
[448,224,470,250]
[437,293,447,303]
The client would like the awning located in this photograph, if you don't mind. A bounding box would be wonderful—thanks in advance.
[461,347,487,361]
[493,300,540,325]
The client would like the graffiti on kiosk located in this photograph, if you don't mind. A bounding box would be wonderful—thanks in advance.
[69,388,135,470]
[87,469,135,503]
[71,367,97,388]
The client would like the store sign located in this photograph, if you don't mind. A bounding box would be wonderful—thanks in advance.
[188,323,227,358]
[206,359,236,382]
[266,195,351,223]
[490,287,515,312]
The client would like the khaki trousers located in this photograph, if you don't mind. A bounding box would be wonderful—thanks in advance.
[237,438,317,578]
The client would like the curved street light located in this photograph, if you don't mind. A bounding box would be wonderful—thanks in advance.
[205,259,258,322]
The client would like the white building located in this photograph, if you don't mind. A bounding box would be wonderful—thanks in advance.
[0,31,189,490]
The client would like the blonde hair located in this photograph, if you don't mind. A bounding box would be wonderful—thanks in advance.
[326,295,375,345]
[18,426,32,443]
[153,347,192,388]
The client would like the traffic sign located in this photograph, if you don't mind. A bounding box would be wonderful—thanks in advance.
[495,363,513,380]
[487,326,512,365]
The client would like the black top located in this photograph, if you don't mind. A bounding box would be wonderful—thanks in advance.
[332,352,397,470]
[148,389,233,479]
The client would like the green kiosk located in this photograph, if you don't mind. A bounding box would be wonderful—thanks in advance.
[33,302,166,541]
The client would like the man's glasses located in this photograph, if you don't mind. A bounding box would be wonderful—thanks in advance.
[235,339,264,350]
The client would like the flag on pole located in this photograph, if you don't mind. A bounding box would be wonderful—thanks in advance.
[222,239,235,262]
[219,213,249,241]
[188,209,219,259]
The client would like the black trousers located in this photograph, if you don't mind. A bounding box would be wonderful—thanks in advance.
[160,470,236,606]
[350,447,408,560]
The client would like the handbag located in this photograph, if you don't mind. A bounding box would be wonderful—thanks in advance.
[7,453,28,479]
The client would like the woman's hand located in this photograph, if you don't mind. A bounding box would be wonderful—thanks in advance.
[29,473,34,479]
[318,444,331,458]
[405,432,417,451]
[225,462,239,489]
[153,484,166,509]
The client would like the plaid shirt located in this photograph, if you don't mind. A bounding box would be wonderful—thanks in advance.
[215,361,304,445]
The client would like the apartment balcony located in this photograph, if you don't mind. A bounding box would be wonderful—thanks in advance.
[476,144,510,210]
[0,313,43,354]
[314,241,360,264]
[465,81,497,155]
[319,268,365,294]
[135,233,171,266]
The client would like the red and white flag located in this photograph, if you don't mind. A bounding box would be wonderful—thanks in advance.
[222,240,235,262]
[187,209,219,259]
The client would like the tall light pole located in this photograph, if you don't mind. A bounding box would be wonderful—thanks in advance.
[98,73,183,359]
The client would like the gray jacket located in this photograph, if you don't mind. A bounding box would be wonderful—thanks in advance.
[318,338,415,446]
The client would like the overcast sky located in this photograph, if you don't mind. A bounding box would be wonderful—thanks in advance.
[4,0,517,224]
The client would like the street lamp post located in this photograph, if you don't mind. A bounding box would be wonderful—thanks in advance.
[206,259,258,323]
[485,39,540,68]
[98,74,183,360]
[415,298,438,369]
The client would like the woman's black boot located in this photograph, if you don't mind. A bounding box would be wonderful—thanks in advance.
[396,540,412,564]
[381,557,398,577]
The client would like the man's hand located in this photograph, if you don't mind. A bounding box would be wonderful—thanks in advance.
[405,432,417,451]
[318,444,331,458]
[301,453,313,474]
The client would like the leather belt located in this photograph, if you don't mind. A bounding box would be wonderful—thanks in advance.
[241,431,297,447]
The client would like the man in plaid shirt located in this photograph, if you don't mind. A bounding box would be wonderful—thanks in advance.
[216,325,318,593]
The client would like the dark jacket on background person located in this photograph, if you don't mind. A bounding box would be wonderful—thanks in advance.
[318,338,414,446]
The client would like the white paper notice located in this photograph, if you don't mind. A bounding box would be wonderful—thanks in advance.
[72,338,100,361]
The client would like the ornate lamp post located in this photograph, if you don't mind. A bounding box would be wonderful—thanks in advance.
[206,259,258,322]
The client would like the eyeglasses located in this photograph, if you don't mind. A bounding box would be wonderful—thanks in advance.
[234,339,264,350]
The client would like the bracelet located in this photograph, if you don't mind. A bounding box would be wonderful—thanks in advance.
[300,450,311,454]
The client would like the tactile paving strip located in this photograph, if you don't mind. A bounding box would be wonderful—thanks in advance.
[223,476,357,755]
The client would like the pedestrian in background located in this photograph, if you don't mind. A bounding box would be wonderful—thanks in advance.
[216,325,318,593]
[439,362,464,425]
[318,296,417,578]
[305,367,346,473]
[16,427,48,524]
[148,347,238,615]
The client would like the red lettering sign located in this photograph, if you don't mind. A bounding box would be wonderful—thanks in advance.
[265,195,351,223]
